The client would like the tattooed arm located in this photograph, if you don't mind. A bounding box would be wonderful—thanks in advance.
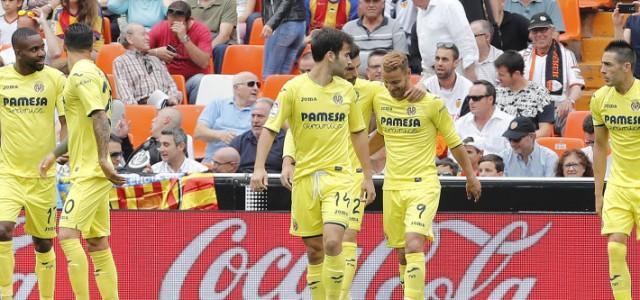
[92,110,125,185]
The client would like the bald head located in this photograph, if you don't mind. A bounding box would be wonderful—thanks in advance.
[17,14,38,31]
[211,147,240,173]
[232,72,259,105]
[151,107,183,138]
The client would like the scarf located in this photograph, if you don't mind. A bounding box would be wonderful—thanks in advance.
[543,39,563,96]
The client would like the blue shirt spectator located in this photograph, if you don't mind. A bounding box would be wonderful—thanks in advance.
[623,15,640,78]
[503,0,566,33]
[500,116,558,177]
[108,0,168,29]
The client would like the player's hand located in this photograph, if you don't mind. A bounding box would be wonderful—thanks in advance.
[280,157,295,190]
[466,176,481,202]
[404,84,426,102]
[261,24,273,39]
[154,47,177,62]
[361,177,376,205]
[556,99,573,119]
[56,154,69,165]
[250,168,268,191]
[114,119,130,139]
[612,8,625,27]
[39,153,56,178]
[595,194,604,217]
[99,160,126,185]
[216,131,236,144]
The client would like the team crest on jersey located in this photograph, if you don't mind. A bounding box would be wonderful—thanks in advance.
[631,100,640,112]
[407,106,416,116]
[34,81,44,93]
[333,93,343,105]
[269,101,279,117]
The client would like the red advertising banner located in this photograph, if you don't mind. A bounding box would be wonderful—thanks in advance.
[10,212,639,299]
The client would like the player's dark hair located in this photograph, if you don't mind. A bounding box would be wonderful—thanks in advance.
[479,154,504,172]
[161,127,188,146]
[582,114,594,134]
[436,157,460,176]
[605,40,636,69]
[494,50,525,75]
[349,44,360,60]
[64,23,94,52]
[11,27,40,48]
[472,79,496,105]
[310,28,353,62]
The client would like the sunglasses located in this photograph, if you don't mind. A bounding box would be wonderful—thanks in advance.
[465,94,489,102]
[530,27,551,34]
[213,160,234,166]
[474,33,486,38]
[563,162,582,169]
[508,136,524,143]
[110,151,123,158]
[436,42,456,49]
[18,10,37,18]
[167,9,186,16]
[236,81,261,88]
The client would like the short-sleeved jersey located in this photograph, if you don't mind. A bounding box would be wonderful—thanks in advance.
[265,73,365,180]
[63,59,113,179]
[590,80,640,187]
[0,66,65,178]
[374,91,461,190]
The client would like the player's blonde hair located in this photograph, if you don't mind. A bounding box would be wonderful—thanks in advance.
[382,51,409,73]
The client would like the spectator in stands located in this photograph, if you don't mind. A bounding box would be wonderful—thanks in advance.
[152,128,208,174]
[110,101,135,163]
[555,149,593,177]
[230,98,285,173]
[384,0,416,48]
[521,13,584,134]
[462,136,483,174]
[471,20,502,85]
[0,0,21,45]
[366,48,386,81]
[297,44,314,73]
[504,0,566,33]
[54,0,104,52]
[456,80,512,154]
[581,114,595,161]
[149,1,212,105]
[501,116,558,177]
[107,0,169,29]
[305,0,357,32]
[235,0,255,42]
[187,0,236,74]
[421,43,472,119]
[0,9,62,65]
[478,154,504,176]
[343,0,407,74]
[261,0,306,78]
[195,71,258,161]
[209,146,240,173]
[436,157,459,176]
[114,23,182,105]
[109,134,125,170]
[494,50,555,137]
[413,0,478,79]
[487,0,530,51]
[614,7,640,78]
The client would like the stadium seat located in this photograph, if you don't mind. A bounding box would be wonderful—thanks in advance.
[207,57,214,74]
[96,43,125,74]
[195,74,235,106]
[107,74,118,100]
[102,17,112,44]
[410,74,422,85]
[558,0,582,41]
[249,18,264,45]
[537,137,585,157]
[125,105,157,147]
[563,111,591,140]
[579,0,613,8]
[262,74,295,100]
[221,45,264,80]
[175,105,207,159]
[171,74,188,104]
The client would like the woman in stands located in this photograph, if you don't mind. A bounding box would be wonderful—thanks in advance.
[54,0,103,53]
[555,149,593,177]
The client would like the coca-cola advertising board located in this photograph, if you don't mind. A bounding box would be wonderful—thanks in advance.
[10,212,638,299]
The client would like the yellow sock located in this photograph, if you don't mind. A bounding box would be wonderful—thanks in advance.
[608,242,631,300]
[90,248,119,300]
[0,241,14,300]
[399,263,407,288]
[322,253,345,299]
[60,239,89,300]
[339,242,357,300]
[35,249,56,300]
[306,263,325,300]
[404,253,425,300]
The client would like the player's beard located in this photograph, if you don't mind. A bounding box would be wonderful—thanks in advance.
[30,60,45,72]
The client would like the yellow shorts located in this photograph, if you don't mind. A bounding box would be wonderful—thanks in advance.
[290,169,353,237]
[0,176,57,239]
[383,185,440,248]
[59,177,112,239]
[601,183,640,239]
[347,172,365,231]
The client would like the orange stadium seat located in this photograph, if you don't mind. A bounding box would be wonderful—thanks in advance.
[102,17,112,44]
[221,45,264,80]
[410,74,422,85]
[107,74,118,99]
[175,105,207,159]
[207,57,214,74]
[579,0,612,8]
[249,18,264,45]
[125,105,157,147]
[96,43,125,74]
[558,0,582,41]
[537,137,585,157]
[262,74,295,100]
[171,74,188,104]
[563,110,591,140]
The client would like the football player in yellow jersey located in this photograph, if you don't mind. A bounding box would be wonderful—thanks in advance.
[250,28,376,300]
[592,40,640,300]
[40,23,125,300]
[0,28,66,300]
[369,52,481,300]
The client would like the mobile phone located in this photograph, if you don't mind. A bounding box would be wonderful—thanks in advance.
[618,3,636,14]
[167,45,177,53]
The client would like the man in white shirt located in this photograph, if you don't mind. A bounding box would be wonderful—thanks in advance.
[151,128,208,174]
[0,0,20,45]
[421,43,472,119]
[384,0,416,46]
[455,80,513,155]
[471,20,502,86]
[413,0,478,79]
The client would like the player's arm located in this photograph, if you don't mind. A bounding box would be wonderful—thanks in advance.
[351,130,376,204]
[281,130,295,190]
[58,116,67,141]
[369,131,385,154]
[39,136,68,177]
[450,144,481,202]
[92,110,125,185]
[593,125,609,217]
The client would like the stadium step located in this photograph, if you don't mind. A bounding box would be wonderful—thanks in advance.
[581,37,613,62]
[576,89,594,111]
[592,11,615,37]
[579,62,604,89]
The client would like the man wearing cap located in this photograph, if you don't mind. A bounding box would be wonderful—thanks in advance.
[500,116,558,177]
[520,13,584,134]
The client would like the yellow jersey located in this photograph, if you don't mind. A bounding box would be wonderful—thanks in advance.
[265,73,365,180]
[63,59,113,179]
[591,80,640,187]
[0,65,65,178]
[374,91,461,190]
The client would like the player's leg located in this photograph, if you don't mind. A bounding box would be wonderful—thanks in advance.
[404,233,426,300]
[395,248,407,288]
[302,236,325,300]
[32,237,55,300]
[59,227,90,300]
[608,233,631,300]
[0,177,28,300]
[340,173,365,300]
[383,189,407,291]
